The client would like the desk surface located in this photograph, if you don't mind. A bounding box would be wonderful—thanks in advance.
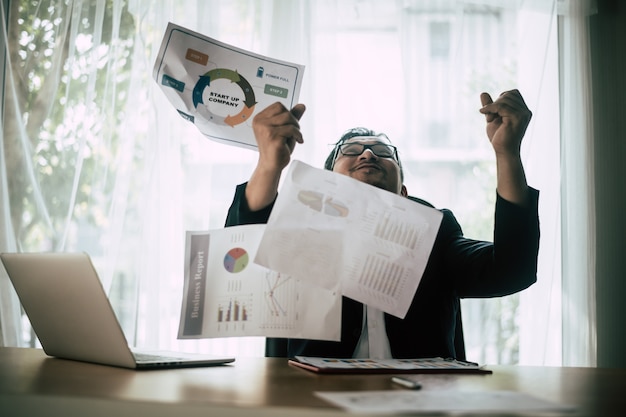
[1,347,624,417]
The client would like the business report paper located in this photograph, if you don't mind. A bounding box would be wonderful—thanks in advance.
[178,224,341,341]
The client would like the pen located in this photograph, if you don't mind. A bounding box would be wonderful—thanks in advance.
[391,376,422,389]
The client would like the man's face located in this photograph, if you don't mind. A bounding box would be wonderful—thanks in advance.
[331,136,406,196]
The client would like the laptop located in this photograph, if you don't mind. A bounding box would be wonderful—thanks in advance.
[0,252,235,369]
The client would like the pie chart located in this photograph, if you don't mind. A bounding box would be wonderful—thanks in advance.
[297,190,323,211]
[297,190,349,217]
[224,247,249,273]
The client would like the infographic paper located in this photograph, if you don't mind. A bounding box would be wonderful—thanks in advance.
[153,22,305,149]
[178,224,341,341]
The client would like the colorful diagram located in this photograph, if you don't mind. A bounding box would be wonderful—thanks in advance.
[297,190,323,211]
[223,247,249,273]
[324,198,349,217]
[217,298,250,322]
[154,24,304,150]
[192,68,256,127]
[262,271,297,329]
[297,190,349,218]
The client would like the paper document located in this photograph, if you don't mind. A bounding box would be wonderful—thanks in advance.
[315,390,576,414]
[153,22,305,149]
[255,161,443,319]
[178,225,341,341]
[289,356,492,374]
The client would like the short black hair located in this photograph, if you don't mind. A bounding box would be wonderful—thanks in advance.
[323,127,404,181]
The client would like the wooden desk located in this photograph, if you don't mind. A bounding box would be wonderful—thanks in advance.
[0,347,624,416]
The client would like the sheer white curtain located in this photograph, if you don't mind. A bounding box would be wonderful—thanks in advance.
[0,0,596,366]
[119,0,313,355]
[558,0,596,367]
[0,0,20,347]
[0,0,315,356]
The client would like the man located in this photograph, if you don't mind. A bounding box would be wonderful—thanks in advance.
[225,90,539,360]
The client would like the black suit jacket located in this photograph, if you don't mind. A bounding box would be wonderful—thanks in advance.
[225,182,540,360]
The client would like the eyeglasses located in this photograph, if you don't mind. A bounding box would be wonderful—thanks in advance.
[328,135,402,171]
[336,142,398,159]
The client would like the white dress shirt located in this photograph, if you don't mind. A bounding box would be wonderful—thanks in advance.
[352,305,393,359]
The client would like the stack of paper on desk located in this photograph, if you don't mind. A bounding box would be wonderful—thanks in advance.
[289,356,492,374]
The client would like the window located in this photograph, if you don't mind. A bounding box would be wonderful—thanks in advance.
[429,21,451,59]
[2,0,560,364]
